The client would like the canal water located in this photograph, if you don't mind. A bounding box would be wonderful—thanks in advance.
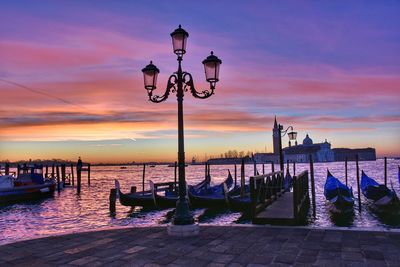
[1,159,399,245]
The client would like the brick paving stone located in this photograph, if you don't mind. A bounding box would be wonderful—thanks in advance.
[365,259,388,267]
[363,250,385,260]
[207,263,226,267]
[341,251,364,261]
[124,246,147,254]
[274,253,297,265]
[248,254,274,265]
[296,255,317,264]
[68,256,98,266]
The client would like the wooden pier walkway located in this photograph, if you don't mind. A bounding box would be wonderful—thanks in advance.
[254,192,295,224]
[250,170,310,225]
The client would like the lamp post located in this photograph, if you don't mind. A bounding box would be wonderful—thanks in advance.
[141,25,222,227]
[278,124,297,171]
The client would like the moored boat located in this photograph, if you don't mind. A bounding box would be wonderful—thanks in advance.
[150,180,179,209]
[324,170,354,208]
[115,180,156,209]
[361,171,398,206]
[227,160,250,212]
[0,164,56,204]
[227,184,250,212]
[188,171,233,208]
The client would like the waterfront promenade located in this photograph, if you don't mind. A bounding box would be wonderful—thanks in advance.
[1,226,399,266]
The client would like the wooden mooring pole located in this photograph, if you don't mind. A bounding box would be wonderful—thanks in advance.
[5,163,9,175]
[262,163,265,174]
[254,160,257,176]
[51,164,55,178]
[234,164,237,187]
[309,155,316,217]
[293,162,296,176]
[71,163,74,186]
[204,162,208,180]
[77,158,82,194]
[45,165,48,178]
[174,161,177,189]
[345,157,348,186]
[56,164,61,192]
[356,154,361,212]
[87,163,91,186]
[240,158,245,198]
[142,164,146,195]
[271,161,275,172]
[61,164,66,187]
[384,157,387,187]
[109,188,116,215]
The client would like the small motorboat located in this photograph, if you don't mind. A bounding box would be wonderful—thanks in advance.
[115,180,156,209]
[324,170,354,208]
[0,164,56,204]
[188,171,233,208]
[361,171,398,206]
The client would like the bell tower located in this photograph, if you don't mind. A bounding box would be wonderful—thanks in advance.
[272,116,280,155]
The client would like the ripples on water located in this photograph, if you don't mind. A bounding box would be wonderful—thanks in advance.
[0,159,399,244]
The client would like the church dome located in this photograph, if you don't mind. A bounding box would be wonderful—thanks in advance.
[303,134,313,145]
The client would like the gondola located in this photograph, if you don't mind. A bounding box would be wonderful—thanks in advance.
[324,170,354,208]
[149,180,179,209]
[115,180,156,209]
[227,164,256,212]
[188,171,234,208]
[361,171,398,206]
[227,184,250,212]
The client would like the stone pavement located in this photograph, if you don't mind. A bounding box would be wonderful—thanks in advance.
[0,225,399,267]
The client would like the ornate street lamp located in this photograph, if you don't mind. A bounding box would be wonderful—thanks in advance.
[141,25,222,228]
[278,125,297,171]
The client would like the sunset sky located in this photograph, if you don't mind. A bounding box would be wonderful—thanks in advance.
[1,1,399,163]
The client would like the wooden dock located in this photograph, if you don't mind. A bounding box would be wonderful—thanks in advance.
[250,170,310,225]
[253,192,295,224]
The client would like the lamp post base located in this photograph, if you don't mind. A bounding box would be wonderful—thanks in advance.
[167,223,199,237]
[172,198,194,225]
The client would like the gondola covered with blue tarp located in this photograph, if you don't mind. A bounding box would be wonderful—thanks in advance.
[361,171,397,206]
[324,170,354,207]
[188,170,233,208]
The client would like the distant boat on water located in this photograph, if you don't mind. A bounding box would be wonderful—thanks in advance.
[120,166,127,169]
[167,163,188,167]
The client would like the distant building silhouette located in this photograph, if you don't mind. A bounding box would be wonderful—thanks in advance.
[283,135,334,163]
[254,117,376,163]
